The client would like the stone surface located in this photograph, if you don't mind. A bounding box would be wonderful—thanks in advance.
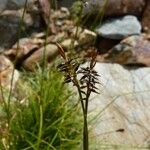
[39,0,52,17]
[0,7,41,49]
[0,0,7,13]
[0,0,34,12]
[104,34,150,66]
[0,55,19,90]
[61,39,78,49]
[83,0,146,17]
[142,0,150,33]
[22,44,59,70]
[78,29,97,46]
[0,12,22,48]
[95,15,142,40]
[7,0,33,9]
[81,62,150,147]
[60,28,96,49]
[0,0,43,48]
[4,35,44,68]
[0,54,20,119]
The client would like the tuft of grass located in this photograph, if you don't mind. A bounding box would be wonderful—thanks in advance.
[0,68,82,150]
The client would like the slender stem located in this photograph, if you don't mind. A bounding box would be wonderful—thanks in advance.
[73,76,89,150]
[83,113,88,150]
[73,76,85,113]
[83,71,93,150]
[82,87,91,150]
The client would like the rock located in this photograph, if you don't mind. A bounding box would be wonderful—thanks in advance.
[7,0,34,10]
[0,54,20,119]
[56,0,76,8]
[38,0,52,26]
[71,27,97,46]
[0,12,23,48]
[83,0,146,17]
[8,0,33,9]
[142,0,150,33]
[0,0,7,13]
[0,55,19,91]
[52,6,70,19]
[81,62,150,147]
[104,34,150,66]
[58,29,96,50]
[0,0,34,12]
[78,29,97,46]
[61,39,78,49]
[40,5,71,33]
[4,35,44,68]
[47,32,67,43]
[95,15,142,40]
[22,44,59,71]
[0,7,42,49]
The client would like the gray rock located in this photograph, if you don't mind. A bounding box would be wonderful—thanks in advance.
[0,0,34,12]
[81,63,150,148]
[0,5,41,49]
[0,14,21,48]
[7,0,30,9]
[9,0,33,6]
[0,0,36,48]
[95,15,142,39]
[0,0,7,12]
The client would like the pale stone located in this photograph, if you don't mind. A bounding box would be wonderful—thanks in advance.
[80,62,150,147]
[96,15,141,39]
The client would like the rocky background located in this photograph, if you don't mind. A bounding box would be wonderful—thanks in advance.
[0,0,150,148]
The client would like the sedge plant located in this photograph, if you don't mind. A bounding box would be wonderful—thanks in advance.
[0,67,82,150]
[56,43,100,150]
[0,0,82,150]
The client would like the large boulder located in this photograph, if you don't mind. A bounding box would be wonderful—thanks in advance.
[0,1,41,49]
[142,0,150,33]
[0,12,23,49]
[83,0,146,17]
[81,63,150,148]
[22,44,59,71]
[95,15,141,40]
[0,0,34,12]
[104,34,150,66]
[0,0,7,12]
[7,0,33,9]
